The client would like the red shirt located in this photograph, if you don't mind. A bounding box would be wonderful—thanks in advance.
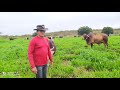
[28,36,52,69]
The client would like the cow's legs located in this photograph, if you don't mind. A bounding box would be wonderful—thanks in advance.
[91,43,93,48]
[103,43,108,48]
[106,43,108,48]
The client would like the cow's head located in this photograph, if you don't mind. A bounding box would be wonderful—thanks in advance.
[83,34,92,45]
[82,34,90,40]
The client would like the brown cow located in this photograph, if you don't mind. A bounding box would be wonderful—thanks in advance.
[82,33,108,48]
[47,36,56,55]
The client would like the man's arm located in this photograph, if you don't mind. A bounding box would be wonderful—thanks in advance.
[46,38,53,63]
[28,39,36,69]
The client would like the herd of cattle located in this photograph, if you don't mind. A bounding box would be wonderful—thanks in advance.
[46,33,109,48]
[49,33,109,48]
[8,32,109,48]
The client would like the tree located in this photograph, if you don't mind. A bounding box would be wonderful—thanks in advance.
[31,32,37,37]
[102,27,113,36]
[78,26,92,35]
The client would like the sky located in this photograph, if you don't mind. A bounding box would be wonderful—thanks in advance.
[0,12,120,35]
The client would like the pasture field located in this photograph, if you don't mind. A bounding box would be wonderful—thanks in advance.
[0,35,120,78]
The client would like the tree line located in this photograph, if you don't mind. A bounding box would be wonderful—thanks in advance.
[78,26,114,36]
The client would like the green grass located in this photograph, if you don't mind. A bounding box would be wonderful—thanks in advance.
[0,36,120,78]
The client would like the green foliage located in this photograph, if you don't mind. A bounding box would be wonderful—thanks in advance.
[31,32,37,37]
[77,26,92,35]
[102,27,114,36]
[46,28,120,37]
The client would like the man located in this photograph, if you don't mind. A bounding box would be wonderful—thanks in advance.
[28,25,53,78]
[48,36,56,55]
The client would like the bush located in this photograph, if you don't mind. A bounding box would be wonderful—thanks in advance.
[31,32,37,37]
[102,27,113,36]
[78,26,92,35]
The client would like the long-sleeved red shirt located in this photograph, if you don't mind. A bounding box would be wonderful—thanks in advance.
[28,36,52,69]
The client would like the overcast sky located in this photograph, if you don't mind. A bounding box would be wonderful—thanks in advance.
[0,12,120,35]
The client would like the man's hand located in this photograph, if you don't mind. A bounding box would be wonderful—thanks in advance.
[49,61,53,67]
[31,67,37,74]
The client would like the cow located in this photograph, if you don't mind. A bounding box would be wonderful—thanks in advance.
[47,36,55,41]
[25,37,29,40]
[9,37,17,40]
[82,33,108,48]
[59,36,63,38]
[47,36,56,55]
